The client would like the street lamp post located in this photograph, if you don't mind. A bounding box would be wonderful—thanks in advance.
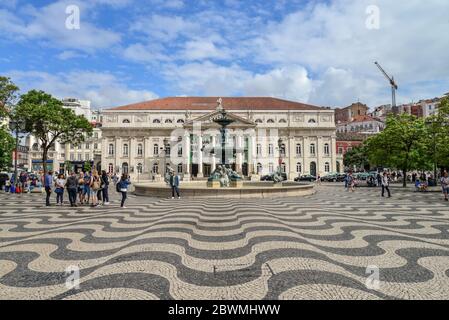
[9,119,25,189]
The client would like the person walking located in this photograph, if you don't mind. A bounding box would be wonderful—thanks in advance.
[55,173,66,206]
[118,174,131,208]
[347,172,355,192]
[42,171,53,206]
[169,172,181,199]
[83,171,92,205]
[101,170,110,205]
[112,173,118,185]
[77,173,85,205]
[440,171,449,202]
[66,172,79,207]
[90,170,101,207]
[381,172,391,198]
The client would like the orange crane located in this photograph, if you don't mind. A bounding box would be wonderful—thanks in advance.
[375,61,398,114]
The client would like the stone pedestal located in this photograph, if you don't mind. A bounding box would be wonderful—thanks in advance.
[230,180,243,188]
[207,180,221,188]
[250,175,261,182]
[153,174,163,182]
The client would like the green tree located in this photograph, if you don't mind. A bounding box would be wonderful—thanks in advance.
[343,145,370,171]
[0,76,19,172]
[15,90,93,176]
[0,76,19,117]
[83,161,92,173]
[425,97,449,172]
[0,128,14,171]
[365,113,430,187]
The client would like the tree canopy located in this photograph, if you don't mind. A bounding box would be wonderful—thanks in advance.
[343,145,370,171]
[15,90,93,175]
[0,76,19,172]
[365,113,430,187]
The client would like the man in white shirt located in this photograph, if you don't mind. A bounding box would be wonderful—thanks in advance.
[381,172,391,198]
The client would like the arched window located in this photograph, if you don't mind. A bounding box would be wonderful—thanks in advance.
[257,144,262,156]
[308,119,316,124]
[165,119,173,124]
[108,163,113,174]
[123,144,129,156]
[108,144,114,155]
[153,144,159,155]
[310,144,316,155]
[177,119,185,124]
[137,163,143,174]
[178,163,183,173]
[32,143,39,151]
[279,119,287,123]
[122,119,131,124]
[267,119,275,124]
[137,144,143,156]
[281,162,286,173]
[324,143,330,155]
[296,162,302,173]
[325,162,330,173]
[268,144,274,155]
[257,163,263,174]
[296,144,302,156]
[255,119,263,124]
[152,163,159,174]
[153,119,161,124]
[122,162,129,174]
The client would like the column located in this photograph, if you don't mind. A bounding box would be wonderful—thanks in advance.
[211,135,217,172]
[183,132,191,181]
[303,136,308,174]
[236,134,243,174]
[115,137,122,174]
[144,137,150,173]
[129,137,136,179]
[331,135,337,172]
[288,135,296,181]
[317,136,323,177]
[197,134,203,178]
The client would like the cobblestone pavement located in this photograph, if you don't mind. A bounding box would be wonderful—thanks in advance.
[1,185,449,300]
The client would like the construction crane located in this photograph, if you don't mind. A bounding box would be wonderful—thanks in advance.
[374,61,398,114]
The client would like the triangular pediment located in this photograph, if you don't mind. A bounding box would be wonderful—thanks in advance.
[184,110,257,128]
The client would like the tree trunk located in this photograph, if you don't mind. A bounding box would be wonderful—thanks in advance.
[42,147,48,177]
[402,168,407,188]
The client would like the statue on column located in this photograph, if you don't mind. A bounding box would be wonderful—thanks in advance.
[216,97,223,111]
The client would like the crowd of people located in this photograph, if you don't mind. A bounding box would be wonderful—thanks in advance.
[342,170,449,201]
[1,169,183,207]
[0,170,132,208]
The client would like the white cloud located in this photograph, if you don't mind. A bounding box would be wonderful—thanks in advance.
[7,70,158,108]
[56,50,87,60]
[0,1,121,52]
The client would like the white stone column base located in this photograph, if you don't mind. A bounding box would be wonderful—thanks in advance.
[183,174,191,182]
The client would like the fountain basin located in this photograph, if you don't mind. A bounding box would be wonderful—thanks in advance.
[134,181,315,199]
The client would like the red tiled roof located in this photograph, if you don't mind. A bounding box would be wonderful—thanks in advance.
[107,97,325,111]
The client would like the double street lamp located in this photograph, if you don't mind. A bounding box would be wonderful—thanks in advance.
[9,119,25,189]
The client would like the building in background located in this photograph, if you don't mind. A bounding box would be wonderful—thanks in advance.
[336,133,366,172]
[336,115,385,135]
[12,145,29,171]
[101,97,338,181]
[335,102,369,125]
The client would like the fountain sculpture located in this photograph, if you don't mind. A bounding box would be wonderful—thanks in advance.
[207,98,243,188]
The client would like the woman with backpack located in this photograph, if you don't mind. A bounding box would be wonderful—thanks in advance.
[90,170,101,207]
[55,173,66,206]
[117,174,131,208]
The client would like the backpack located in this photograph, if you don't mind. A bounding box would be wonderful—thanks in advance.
[116,181,121,193]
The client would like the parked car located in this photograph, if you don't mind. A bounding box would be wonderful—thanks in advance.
[295,175,317,182]
[321,173,346,182]
[261,173,287,182]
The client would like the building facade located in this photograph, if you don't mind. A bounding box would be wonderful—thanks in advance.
[101,97,338,181]
[335,102,369,124]
[336,115,385,135]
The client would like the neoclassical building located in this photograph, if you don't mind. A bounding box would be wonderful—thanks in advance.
[101,97,339,181]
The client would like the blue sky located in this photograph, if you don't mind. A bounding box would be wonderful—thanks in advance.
[1,0,448,109]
